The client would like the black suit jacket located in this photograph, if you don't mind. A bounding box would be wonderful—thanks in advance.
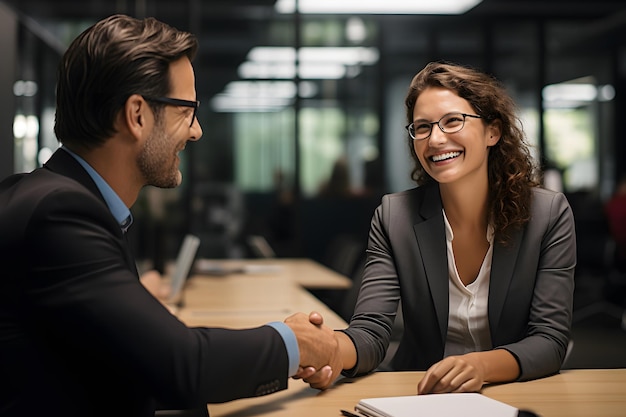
[342,182,576,381]
[0,149,289,417]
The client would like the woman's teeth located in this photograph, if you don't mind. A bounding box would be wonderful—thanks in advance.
[431,151,461,162]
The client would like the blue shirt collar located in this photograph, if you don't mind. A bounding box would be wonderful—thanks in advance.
[61,147,133,232]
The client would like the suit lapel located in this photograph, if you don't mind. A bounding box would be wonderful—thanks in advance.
[411,182,526,345]
[413,184,449,343]
[45,149,139,277]
[44,148,103,199]
[488,228,524,335]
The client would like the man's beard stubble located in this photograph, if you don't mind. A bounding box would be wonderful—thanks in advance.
[137,118,182,189]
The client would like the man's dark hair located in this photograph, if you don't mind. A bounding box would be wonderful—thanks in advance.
[54,14,198,150]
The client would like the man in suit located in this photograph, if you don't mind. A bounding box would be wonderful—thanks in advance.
[0,14,337,417]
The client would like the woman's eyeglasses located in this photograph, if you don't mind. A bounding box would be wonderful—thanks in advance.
[406,112,482,141]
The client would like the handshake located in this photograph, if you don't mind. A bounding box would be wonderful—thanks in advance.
[284,311,344,390]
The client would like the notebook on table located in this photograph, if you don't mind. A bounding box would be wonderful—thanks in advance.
[167,234,200,307]
[354,393,518,417]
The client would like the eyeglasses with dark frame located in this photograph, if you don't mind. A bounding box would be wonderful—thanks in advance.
[406,112,482,141]
[143,96,200,128]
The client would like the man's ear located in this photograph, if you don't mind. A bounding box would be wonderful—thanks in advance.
[124,94,151,140]
[487,119,502,146]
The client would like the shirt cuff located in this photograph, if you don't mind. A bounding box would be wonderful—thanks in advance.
[267,322,300,376]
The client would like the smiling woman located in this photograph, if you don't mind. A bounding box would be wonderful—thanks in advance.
[409,87,500,191]
[294,61,576,397]
[404,62,536,244]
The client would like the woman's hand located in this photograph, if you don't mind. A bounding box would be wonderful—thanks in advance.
[293,360,342,390]
[417,349,519,394]
[417,354,485,394]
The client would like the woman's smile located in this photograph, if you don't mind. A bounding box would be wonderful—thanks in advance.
[431,151,462,163]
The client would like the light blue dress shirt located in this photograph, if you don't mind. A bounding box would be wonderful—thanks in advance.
[61,147,300,376]
[62,147,132,230]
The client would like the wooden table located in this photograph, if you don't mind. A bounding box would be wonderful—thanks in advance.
[176,258,350,329]
[173,258,626,417]
[206,369,626,417]
[192,258,352,289]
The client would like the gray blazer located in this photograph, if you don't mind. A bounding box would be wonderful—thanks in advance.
[342,182,576,382]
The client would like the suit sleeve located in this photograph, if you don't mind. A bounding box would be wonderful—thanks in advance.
[24,186,290,407]
[498,191,576,381]
[341,195,402,377]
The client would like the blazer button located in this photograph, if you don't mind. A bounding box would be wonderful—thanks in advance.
[255,379,280,396]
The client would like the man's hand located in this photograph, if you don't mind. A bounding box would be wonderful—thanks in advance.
[284,311,342,389]
[139,269,171,300]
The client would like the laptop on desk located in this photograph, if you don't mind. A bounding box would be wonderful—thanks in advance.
[167,234,201,308]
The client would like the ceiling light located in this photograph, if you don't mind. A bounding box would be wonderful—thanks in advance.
[211,95,291,112]
[211,81,318,112]
[275,0,482,14]
[247,47,295,63]
[346,17,367,43]
[239,61,296,79]
[238,61,347,79]
[239,46,379,80]
[542,82,615,109]
[542,84,598,103]
[299,63,346,79]
[247,47,379,65]
[299,47,379,65]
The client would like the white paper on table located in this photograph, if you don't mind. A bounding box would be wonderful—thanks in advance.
[355,393,518,417]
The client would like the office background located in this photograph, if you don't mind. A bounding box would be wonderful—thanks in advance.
[1,0,625,369]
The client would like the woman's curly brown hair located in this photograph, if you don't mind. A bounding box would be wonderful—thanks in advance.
[405,61,540,244]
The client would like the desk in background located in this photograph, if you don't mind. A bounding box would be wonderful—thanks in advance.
[207,369,626,417]
[176,258,350,329]
[192,258,352,290]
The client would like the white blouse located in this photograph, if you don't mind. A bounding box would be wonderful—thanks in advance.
[442,209,494,357]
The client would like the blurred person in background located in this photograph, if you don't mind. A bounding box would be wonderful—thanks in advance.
[605,174,626,268]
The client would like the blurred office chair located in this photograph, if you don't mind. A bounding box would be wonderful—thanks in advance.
[569,191,626,331]
[190,182,245,258]
[246,235,276,258]
[321,234,366,278]
[314,234,367,314]
[573,237,626,331]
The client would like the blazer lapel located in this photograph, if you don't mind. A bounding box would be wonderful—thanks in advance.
[488,228,524,335]
[413,184,449,343]
[44,148,103,199]
[44,149,139,277]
